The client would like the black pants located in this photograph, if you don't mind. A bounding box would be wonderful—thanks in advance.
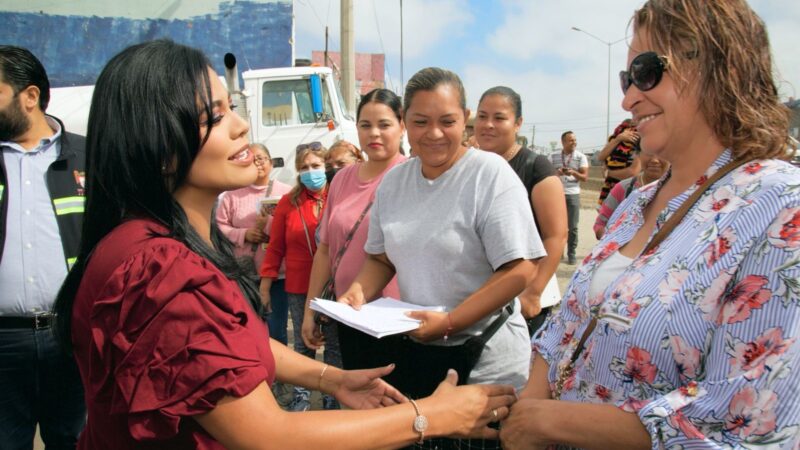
[565,194,581,259]
[0,328,86,450]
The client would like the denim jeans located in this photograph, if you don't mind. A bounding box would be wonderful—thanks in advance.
[286,293,341,367]
[263,279,289,345]
[0,328,86,450]
[565,193,581,259]
[287,293,342,403]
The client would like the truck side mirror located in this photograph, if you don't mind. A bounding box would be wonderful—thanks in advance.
[271,157,285,168]
[310,74,323,116]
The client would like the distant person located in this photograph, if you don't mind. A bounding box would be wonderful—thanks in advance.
[595,118,641,205]
[593,150,669,239]
[54,39,513,450]
[324,139,363,183]
[302,88,406,375]
[259,142,341,411]
[339,67,544,450]
[0,45,86,449]
[215,143,292,345]
[550,131,589,264]
[475,86,567,335]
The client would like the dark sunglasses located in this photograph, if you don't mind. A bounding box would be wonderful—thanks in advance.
[619,52,670,94]
[296,141,324,152]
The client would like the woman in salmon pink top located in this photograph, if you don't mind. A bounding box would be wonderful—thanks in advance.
[259,143,340,411]
[302,89,407,373]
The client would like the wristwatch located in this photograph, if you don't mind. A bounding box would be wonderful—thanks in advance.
[409,398,428,444]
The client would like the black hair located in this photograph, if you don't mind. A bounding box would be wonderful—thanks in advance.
[358,88,402,122]
[53,40,261,351]
[403,67,466,116]
[479,86,522,120]
[0,45,51,111]
[561,130,575,141]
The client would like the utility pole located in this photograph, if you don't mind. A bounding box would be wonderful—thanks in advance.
[400,0,404,94]
[341,0,356,114]
[531,125,536,148]
[571,27,626,138]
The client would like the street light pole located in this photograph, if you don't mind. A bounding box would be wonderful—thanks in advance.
[571,27,626,139]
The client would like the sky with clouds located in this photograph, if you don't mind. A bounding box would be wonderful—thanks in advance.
[294,0,800,153]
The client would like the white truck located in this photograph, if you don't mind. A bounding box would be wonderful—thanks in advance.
[48,57,359,185]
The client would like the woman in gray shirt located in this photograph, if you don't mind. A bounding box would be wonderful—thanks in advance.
[339,67,545,450]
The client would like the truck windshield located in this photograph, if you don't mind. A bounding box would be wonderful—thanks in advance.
[261,78,334,126]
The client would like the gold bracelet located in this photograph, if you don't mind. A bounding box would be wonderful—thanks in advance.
[318,364,329,392]
[409,398,428,444]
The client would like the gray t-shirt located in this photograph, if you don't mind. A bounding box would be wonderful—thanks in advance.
[365,147,546,389]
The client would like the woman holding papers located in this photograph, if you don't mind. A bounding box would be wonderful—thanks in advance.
[54,40,516,449]
[302,89,406,372]
[339,67,545,450]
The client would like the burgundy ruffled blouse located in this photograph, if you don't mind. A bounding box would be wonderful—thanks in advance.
[71,219,276,449]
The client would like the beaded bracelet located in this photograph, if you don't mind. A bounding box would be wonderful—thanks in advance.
[443,313,454,342]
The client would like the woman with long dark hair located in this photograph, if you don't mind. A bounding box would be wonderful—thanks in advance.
[475,86,567,336]
[53,40,515,449]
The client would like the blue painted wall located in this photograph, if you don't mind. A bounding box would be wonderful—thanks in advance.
[0,1,292,87]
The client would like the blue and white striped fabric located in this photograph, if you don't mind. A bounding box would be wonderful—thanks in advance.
[534,149,800,449]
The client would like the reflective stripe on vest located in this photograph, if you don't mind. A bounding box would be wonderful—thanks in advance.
[67,256,77,269]
[53,196,85,215]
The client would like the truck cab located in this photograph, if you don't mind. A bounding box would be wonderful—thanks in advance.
[242,66,358,184]
[48,65,359,186]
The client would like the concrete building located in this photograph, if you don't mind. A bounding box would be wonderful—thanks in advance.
[311,51,385,95]
[0,0,292,87]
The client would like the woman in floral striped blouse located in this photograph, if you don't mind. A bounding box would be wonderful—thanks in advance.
[501,1,800,449]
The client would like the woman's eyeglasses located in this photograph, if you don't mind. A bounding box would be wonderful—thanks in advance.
[619,52,670,94]
[296,141,324,152]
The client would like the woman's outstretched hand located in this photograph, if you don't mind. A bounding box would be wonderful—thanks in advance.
[330,364,407,409]
[424,369,517,440]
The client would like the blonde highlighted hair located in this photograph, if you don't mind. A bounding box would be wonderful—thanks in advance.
[633,0,794,161]
[327,140,363,163]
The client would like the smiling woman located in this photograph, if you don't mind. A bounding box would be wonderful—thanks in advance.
[338,69,546,450]
[501,1,800,449]
[52,40,516,450]
[475,86,567,336]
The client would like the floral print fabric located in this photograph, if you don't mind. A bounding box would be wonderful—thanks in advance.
[533,150,800,449]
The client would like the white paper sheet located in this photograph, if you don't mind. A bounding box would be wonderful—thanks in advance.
[310,297,445,338]
[539,274,562,308]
